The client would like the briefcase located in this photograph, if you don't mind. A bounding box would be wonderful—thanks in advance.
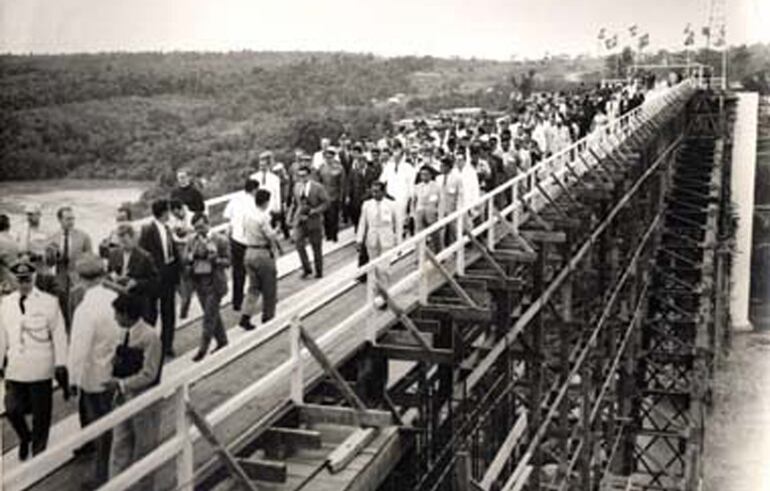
[112,331,144,379]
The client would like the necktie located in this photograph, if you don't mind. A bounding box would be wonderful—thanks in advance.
[62,229,70,267]
[165,225,174,263]
[19,294,27,315]
[261,172,266,186]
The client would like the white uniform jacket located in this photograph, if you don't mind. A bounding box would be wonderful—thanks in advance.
[0,288,67,382]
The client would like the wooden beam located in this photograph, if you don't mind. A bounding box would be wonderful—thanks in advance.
[480,412,528,490]
[236,458,287,483]
[425,248,482,309]
[520,230,567,243]
[186,403,259,491]
[299,324,368,412]
[298,403,393,428]
[263,427,322,449]
[419,305,493,322]
[381,330,435,347]
[327,427,378,473]
[375,344,454,364]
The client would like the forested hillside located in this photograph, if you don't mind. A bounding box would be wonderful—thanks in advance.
[1,45,765,205]
[0,51,542,199]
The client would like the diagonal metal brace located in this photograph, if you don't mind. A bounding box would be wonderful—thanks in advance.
[465,230,508,278]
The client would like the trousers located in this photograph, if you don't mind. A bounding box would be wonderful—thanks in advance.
[243,249,277,323]
[323,200,341,241]
[110,398,161,491]
[294,226,323,276]
[80,389,115,484]
[147,264,177,356]
[193,276,228,352]
[5,379,53,455]
[230,239,246,310]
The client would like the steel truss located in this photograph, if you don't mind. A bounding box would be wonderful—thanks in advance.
[367,87,733,491]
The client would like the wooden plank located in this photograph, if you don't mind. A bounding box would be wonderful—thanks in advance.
[346,427,404,491]
[425,248,482,309]
[375,344,454,364]
[327,428,378,473]
[237,458,287,483]
[263,427,322,449]
[419,305,493,322]
[299,404,393,428]
[381,330,435,347]
[520,230,567,243]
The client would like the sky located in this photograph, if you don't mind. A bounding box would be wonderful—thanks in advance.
[0,0,768,59]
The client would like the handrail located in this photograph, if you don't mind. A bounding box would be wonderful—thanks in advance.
[3,78,696,491]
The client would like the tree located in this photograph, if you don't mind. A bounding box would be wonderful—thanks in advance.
[604,47,635,78]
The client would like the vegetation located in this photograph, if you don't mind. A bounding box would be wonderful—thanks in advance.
[1,45,767,211]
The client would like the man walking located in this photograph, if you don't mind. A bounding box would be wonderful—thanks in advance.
[139,199,179,358]
[357,182,400,308]
[0,259,69,460]
[185,213,230,360]
[289,165,329,279]
[223,178,259,312]
[67,254,122,487]
[250,151,285,238]
[317,147,347,242]
[239,190,283,331]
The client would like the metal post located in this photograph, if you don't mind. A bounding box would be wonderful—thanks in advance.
[175,384,194,491]
[366,270,376,341]
[512,185,520,232]
[290,317,304,402]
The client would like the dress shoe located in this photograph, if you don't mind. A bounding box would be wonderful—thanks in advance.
[239,315,256,331]
[213,342,228,353]
[301,271,312,279]
[18,440,30,461]
[315,272,323,279]
[165,350,176,359]
[192,351,206,362]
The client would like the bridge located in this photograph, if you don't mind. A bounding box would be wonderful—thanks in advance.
[2,76,760,491]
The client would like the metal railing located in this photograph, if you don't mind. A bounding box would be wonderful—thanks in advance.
[2,78,696,491]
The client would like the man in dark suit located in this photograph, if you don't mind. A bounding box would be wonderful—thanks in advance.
[138,200,179,358]
[106,224,158,323]
[47,206,93,334]
[288,165,329,279]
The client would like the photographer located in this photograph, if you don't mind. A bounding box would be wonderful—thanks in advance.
[184,213,230,361]
[104,294,162,490]
[106,224,158,323]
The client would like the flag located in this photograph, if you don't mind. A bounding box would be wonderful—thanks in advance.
[684,23,693,34]
[684,30,695,46]
[702,26,711,37]
[598,28,606,40]
[629,24,638,37]
[638,33,650,49]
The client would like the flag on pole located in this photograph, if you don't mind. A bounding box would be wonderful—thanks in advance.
[702,26,711,37]
[629,24,638,37]
[598,27,606,40]
[684,30,695,46]
[638,33,650,49]
[684,23,693,35]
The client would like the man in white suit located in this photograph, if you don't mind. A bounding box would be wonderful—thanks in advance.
[356,181,400,308]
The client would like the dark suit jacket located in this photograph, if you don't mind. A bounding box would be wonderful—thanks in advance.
[107,246,159,297]
[139,221,179,283]
[289,181,329,232]
[183,232,230,297]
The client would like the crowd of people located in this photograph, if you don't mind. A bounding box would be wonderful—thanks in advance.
[0,77,652,489]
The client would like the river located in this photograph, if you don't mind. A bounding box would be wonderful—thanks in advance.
[0,179,151,244]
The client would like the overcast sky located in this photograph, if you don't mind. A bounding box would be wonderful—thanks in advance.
[1,0,768,59]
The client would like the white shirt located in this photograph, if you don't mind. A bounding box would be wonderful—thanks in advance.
[154,219,172,264]
[312,150,325,170]
[223,191,258,245]
[458,164,481,211]
[249,170,282,213]
[67,284,122,392]
[379,157,416,207]
[0,288,67,382]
